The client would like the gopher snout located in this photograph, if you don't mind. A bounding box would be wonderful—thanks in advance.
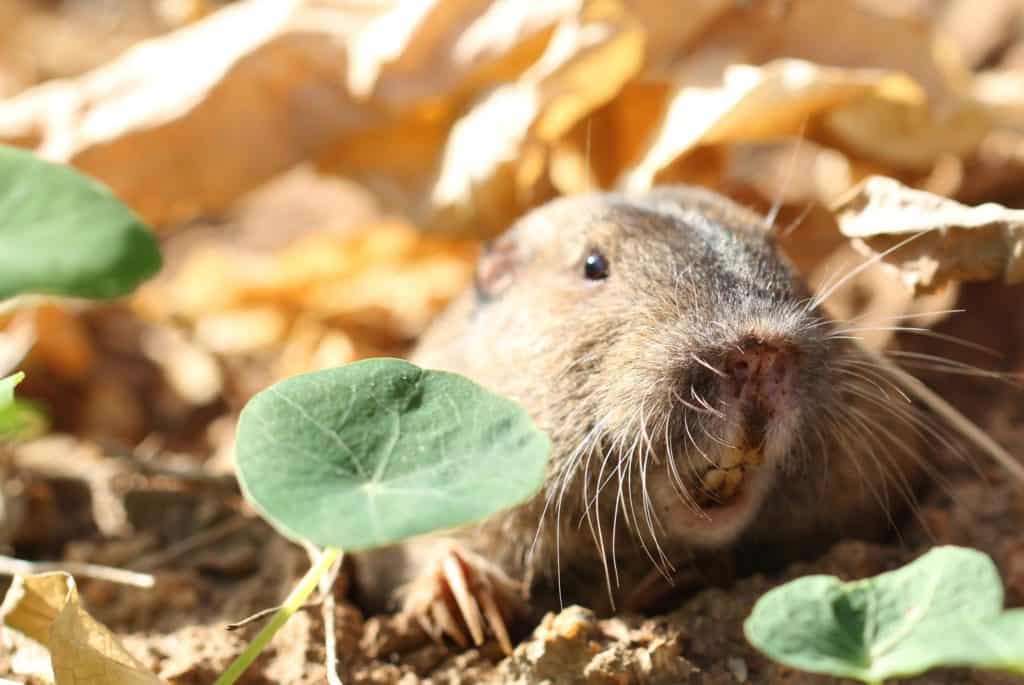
[723,339,798,448]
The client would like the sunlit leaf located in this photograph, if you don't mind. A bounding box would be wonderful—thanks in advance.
[0,372,23,409]
[0,372,27,438]
[0,145,161,300]
[0,571,163,684]
[235,358,551,550]
[833,175,1024,294]
[744,546,1024,682]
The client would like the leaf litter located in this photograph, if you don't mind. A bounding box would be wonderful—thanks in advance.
[2,0,1024,682]
[1,572,161,685]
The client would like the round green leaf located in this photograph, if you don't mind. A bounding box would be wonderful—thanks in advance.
[744,546,1024,682]
[235,358,552,551]
[0,145,161,300]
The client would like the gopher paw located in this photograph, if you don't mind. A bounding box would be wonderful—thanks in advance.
[401,542,524,655]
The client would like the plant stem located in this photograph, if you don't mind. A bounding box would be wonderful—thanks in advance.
[214,546,343,685]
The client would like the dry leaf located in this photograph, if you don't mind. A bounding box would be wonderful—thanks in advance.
[625,0,986,183]
[0,572,163,685]
[193,307,287,355]
[956,129,1024,207]
[972,67,1024,129]
[30,304,95,382]
[822,93,990,172]
[346,0,577,104]
[833,175,1024,293]
[722,139,853,208]
[624,59,906,191]
[0,0,582,229]
[132,218,476,383]
[938,0,1024,69]
[141,325,224,405]
[0,0,368,227]
[665,0,971,102]
[0,310,36,377]
[427,0,644,232]
[0,0,1002,235]
[808,242,959,350]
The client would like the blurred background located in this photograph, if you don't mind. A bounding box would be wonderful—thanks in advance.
[2,1,1024,682]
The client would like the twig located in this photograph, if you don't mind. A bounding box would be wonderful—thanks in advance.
[864,346,1024,482]
[105,437,238,490]
[225,541,344,632]
[131,515,253,571]
[0,555,155,588]
[226,599,323,631]
[307,542,345,685]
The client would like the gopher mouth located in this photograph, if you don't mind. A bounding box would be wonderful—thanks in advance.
[657,338,801,545]
[659,422,791,547]
[660,444,775,547]
[692,443,764,507]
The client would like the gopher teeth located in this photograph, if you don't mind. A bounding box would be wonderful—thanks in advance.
[720,446,745,469]
[722,468,744,497]
[704,468,727,492]
[697,446,763,504]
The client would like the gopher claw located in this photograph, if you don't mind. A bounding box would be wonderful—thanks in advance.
[402,544,522,655]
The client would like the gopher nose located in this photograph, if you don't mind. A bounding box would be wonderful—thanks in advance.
[723,339,796,427]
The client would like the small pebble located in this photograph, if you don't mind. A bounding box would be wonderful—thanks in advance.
[726,656,748,683]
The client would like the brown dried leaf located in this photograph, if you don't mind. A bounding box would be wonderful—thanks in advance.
[0,0,367,227]
[0,310,36,378]
[132,218,477,381]
[670,0,970,102]
[30,304,96,382]
[0,0,1002,236]
[808,243,960,350]
[625,0,987,184]
[723,139,853,208]
[141,325,224,405]
[833,175,1024,293]
[346,0,575,105]
[0,572,163,685]
[938,0,1024,69]
[624,59,900,190]
[427,0,645,232]
[972,68,1024,129]
[822,93,991,172]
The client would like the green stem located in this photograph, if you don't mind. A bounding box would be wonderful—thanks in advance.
[214,546,342,685]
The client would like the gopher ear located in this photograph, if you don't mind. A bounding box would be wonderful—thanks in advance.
[474,233,522,302]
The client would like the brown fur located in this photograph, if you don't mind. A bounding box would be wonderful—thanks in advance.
[356,186,924,613]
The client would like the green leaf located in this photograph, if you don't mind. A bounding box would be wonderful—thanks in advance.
[0,399,48,440]
[0,145,162,300]
[0,372,31,440]
[0,372,23,409]
[744,546,1024,682]
[235,358,551,551]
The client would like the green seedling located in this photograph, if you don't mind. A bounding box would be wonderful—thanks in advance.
[0,144,162,300]
[0,372,43,439]
[0,145,162,441]
[0,372,22,409]
[0,371,24,424]
[219,358,551,684]
[745,545,1024,684]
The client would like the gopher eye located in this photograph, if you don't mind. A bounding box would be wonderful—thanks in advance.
[583,251,610,280]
